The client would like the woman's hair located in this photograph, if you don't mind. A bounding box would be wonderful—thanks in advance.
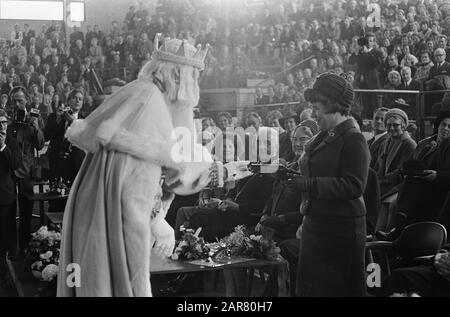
[217,111,232,123]
[388,70,401,82]
[202,117,216,128]
[283,111,299,124]
[266,110,283,122]
[245,111,262,123]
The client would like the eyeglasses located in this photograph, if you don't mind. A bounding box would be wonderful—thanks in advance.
[434,54,445,57]
[0,120,8,125]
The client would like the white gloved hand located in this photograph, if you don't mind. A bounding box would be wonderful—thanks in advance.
[152,219,175,258]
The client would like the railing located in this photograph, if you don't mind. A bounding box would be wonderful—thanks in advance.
[354,88,450,139]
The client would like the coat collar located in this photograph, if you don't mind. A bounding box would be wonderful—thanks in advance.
[383,131,412,173]
[309,119,358,155]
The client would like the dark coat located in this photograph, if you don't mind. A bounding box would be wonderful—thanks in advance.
[279,131,294,162]
[300,119,370,218]
[368,132,389,169]
[349,49,384,89]
[397,136,450,225]
[189,173,274,242]
[376,132,417,196]
[8,115,45,179]
[428,61,450,80]
[0,134,22,205]
[297,119,369,297]
[44,112,85,184]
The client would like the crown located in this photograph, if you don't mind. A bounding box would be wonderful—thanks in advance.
[152,35,209,70]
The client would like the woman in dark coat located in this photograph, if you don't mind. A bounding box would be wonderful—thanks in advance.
[378,111,450,240]
[288,73,370,296]
[376,108,417,196]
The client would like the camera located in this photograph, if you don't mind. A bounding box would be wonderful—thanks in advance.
[13,109,27,124]
[30,108,40,118]
[248,162,301,179]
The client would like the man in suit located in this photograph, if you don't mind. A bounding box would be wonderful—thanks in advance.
[399,66,420,118]
[349,33,384,117]
[0,109,22,285]
[8,87,45,253]
[185,127,278,242]
[428,48,450,80]
[40,63,57,86]
[426,48,450,111]
[44,89,85,186]
[368,107,389,169]
[187,171,274,242]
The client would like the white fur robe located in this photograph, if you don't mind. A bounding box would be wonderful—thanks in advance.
[57,80,212,296]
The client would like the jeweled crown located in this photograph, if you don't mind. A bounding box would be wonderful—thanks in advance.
[152,34,209,70]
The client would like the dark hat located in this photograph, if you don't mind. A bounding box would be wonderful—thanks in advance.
[304,72,354,109]
[433,110,450,134]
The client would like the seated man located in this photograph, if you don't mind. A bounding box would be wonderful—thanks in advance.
[185,127,278,242]
[255,122,318,243]
[378,244,450,297]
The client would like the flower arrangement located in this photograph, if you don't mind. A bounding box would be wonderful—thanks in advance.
[24,224,61,282]
[47,178,69,195]
[219,225,282,261]
[171,227,210,261]
[171,225,281,262]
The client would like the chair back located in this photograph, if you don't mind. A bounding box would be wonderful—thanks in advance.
[393,222,447,259]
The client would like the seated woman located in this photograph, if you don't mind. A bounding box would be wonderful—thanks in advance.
[378,111,450,240]
[375,108,417,196]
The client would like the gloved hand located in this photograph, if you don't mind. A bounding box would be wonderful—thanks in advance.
[152,219,175,258]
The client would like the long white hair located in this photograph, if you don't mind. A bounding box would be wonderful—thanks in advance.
[138,59,200,108]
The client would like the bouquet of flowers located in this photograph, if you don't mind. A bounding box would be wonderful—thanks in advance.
[24,224,61,282]
[47,178,69,195]
[219,225,282,261]
[171,227,210,261]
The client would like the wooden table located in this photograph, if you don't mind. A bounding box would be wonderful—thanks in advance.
[150,255,288,297]
[26,193,69,226]
[45,212,64,225]
[7,253,287,297]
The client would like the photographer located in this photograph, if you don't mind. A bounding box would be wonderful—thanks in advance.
[349,33,384,117]
[0,109,21,284]
[8,87,45,253]
[44,89,85,186]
